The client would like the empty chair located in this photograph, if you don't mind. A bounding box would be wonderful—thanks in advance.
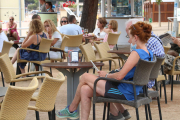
[0,77,38,120]
[107,32,121,50]
[28,73,65,120]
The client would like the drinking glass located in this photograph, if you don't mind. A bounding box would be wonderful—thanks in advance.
[81,27,84,33]
[84,29,88,36]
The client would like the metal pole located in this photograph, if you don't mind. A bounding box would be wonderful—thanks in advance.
[76,0,79,20]
[173,0,179,36]
[101,0,105,17]
[107,0,111,17]
[19,0,21,33]
[131,0,134,17]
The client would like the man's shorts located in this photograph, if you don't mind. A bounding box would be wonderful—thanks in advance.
[104,81,126,100]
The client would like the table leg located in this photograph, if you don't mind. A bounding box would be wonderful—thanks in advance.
[117,54,128,60]
[57,68,90,120]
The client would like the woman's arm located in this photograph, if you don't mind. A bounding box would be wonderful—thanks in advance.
[21,35,36,48]
[103,28,112,34]
[98,51,140,80]
[11,23,17,30]
[51,38,59,46]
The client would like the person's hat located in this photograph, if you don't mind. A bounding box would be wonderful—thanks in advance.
[0,22,2,29]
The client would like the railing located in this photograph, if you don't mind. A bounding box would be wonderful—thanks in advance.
[167,17,177,31]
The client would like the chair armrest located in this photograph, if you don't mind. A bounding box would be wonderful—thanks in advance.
[93,77,134,103]
[94,41,103,44]
[50,47,65,59]
[18,48,40,52]
[172,56,180,71]
[15,70,53,78]
[93,58,117,69]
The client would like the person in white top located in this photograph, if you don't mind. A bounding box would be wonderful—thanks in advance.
[59,15,83,52]
[57,16,68,32]
[44,19,62,59]
[92,18,107,42]
[0,22,9,54]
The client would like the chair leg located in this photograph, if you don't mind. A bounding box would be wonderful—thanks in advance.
[171,75,173,101]
[163,80,167,104]
[48,111,52,120]
[28,62,30,72]
[135,108,139,120]
[157,96,162,120]
[35,111,40,120]
[100,61,103,71]
[93,68,95,74]
[160,83,162,98]
[109,60,112,71]
[144,105,149,120]
[52,106,56,120]
[1,72,5,87]
[93,103,95,120]
[107,103,110,120]
[103,103,106,120]
[147,104,152,120]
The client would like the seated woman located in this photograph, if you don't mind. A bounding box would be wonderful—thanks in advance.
[57,17,68,32]
[90,18,107,43]
[55,22,154,120]
[11,19,47,74]
[44,19,62,59]
[46,2,54,12]
[6,16,20,40]
[103,20,118,49]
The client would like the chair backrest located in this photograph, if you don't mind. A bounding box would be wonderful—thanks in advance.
[133,56,156,86]
[0,54,16,83]
[163,46,170,54]
[1,41,13,56]
[65,34,83,47]
[35,73,65,112]
[94,42,112,58]
[79,43,96,62]
[60,35,69,50]
[39,38,53,53]
[107,32,121,45]
[149,57,165,80]
[0,77,38,120]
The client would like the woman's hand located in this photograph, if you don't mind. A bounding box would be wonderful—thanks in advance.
[171,37,179,44]
[98,71,107,77]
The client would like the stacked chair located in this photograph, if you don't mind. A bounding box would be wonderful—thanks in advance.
[93,57,156,120]
[0,77,38,120]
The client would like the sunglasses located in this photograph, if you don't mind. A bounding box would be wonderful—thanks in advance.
[61,21,67,23]
[44,25,49,28]
[9,19,14,21]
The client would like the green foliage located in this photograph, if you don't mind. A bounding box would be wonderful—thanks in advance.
[156,0,163,5]
[28,4,37,11]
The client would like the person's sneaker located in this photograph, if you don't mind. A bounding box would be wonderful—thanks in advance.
[122,110,131,120]
[55,106,79,119]
[108,111,125,120]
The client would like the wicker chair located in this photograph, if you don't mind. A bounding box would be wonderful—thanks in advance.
[0,54,52,86]
[0,77,38,120]
[93,57,156,120]
[94,42,124,71]
[17,38,53,74]
[28,73,65,120]
[0,41,13,87]
[107,32,121,50]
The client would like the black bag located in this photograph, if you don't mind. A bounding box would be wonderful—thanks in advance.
[170,43,180,53]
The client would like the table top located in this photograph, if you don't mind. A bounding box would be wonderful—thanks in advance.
[108,45,131,54]
[0,87,8,97]
[13,40,22,44]
[42,62,104,69]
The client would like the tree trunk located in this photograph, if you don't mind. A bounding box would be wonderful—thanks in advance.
[158,4,161,27]
[80,0,98,33]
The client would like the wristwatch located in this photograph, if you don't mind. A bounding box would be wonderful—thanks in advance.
[105,73,109,78]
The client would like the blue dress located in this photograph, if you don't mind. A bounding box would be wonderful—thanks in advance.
[117,49,154,101]
[18,33,47,69]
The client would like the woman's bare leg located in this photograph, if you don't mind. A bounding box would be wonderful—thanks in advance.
[19,66,25,74]
[68,73,106,112]
[12,32,18,40]
[11,48,19,64]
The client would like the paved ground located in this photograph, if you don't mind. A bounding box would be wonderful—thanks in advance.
[1,21,180,120]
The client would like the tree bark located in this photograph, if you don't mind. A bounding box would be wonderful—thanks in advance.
[80,0,98,32]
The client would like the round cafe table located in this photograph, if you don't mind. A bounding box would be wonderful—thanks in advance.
[0,87,8,97]
[42,62,104,120]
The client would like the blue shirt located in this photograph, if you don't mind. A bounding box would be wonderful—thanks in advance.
[146,32,165,88]
[118,49,154,101]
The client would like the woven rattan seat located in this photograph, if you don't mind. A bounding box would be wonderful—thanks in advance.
[0,77,38,120]
[93,57,156,120]
[28,73,65,120]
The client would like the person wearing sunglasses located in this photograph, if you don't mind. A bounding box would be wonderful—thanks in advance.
[44,19,62,59]
[57,17,68,32]
[6,16,20,41]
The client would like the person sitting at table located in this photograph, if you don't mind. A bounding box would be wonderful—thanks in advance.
[32,14,41,20]
[6,16,20,41]
[0,22,9,54]
[57,17,68,32]
[46,1,54,12]
[90,18,107,43]
[59,15,84,52]
[44,19,62,59]
[56,22,154,120]
[11,19,47,74]
[39,0,47,12]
